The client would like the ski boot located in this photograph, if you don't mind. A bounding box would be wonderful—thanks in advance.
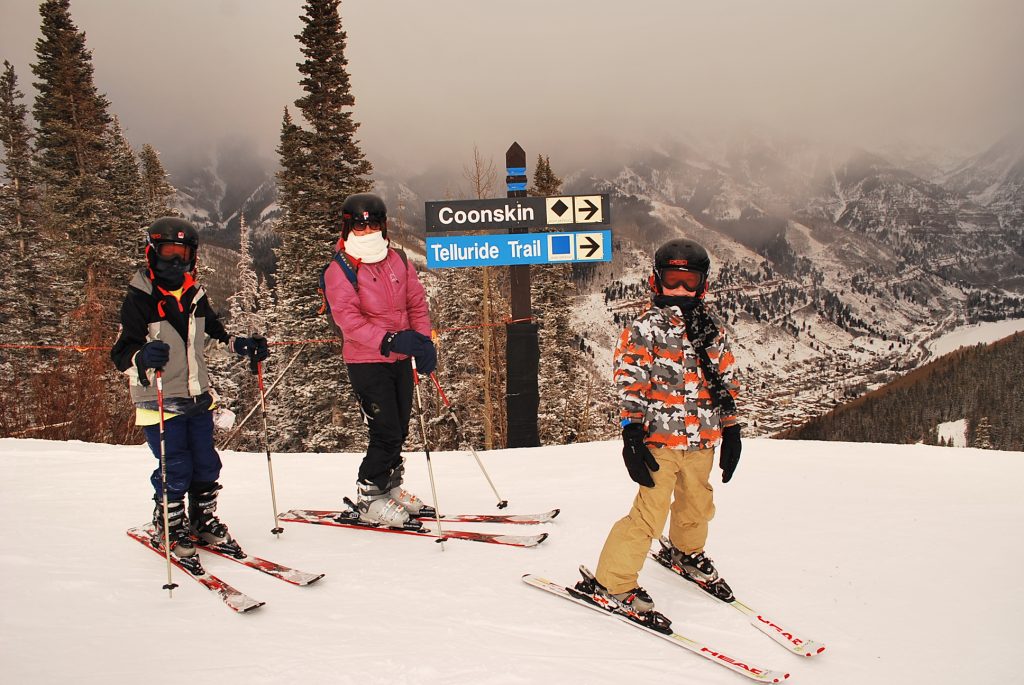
[386,460,436,518]
[352,478,423,530]
[656,537,734,602]
[570,566,672,634]
[188,482,242,555]
[152,499,196,559]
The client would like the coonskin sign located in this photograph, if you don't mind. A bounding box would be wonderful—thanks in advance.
[424,195,609,234]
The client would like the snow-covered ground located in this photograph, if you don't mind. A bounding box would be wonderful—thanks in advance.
[925,317,1024,358]
[2,436,1022,685]
[936,419,968,447]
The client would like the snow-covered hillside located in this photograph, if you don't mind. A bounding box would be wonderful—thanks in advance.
[2,437,1021,684]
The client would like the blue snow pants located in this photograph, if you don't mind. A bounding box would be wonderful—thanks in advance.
[144,410,222,501]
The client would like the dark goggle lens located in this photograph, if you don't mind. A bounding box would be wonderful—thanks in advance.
[155,242,193,261]
[351,219,384,231]
[660,269,704,291]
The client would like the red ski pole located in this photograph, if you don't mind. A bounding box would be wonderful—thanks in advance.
[430,372,508,509]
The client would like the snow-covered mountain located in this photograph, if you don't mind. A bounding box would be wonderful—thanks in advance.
[942,129,1024,230]
[2,436,1021,684]
[172,132,1024,435]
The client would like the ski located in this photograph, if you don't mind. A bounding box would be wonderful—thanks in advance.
[523,574,789,683]
[419,508,559,525]
[651,538,826,657]
[193,537,325,586]
[127,527,265,613]
[279,509,548,548]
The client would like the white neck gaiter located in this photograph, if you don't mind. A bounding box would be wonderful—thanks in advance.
[344,232,389,263]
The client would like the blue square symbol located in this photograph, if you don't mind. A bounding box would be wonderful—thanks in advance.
[550,235,572,256]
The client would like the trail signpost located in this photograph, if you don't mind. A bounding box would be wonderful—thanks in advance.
[424,142,614,448]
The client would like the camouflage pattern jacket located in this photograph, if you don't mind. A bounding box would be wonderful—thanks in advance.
[614,303,740,451]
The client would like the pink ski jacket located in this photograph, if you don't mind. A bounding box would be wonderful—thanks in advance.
[324,245,432,364]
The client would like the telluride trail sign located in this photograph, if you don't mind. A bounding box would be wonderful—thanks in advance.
[426,230,610,269]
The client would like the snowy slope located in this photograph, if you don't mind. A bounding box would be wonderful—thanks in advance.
[1,437,1021,685]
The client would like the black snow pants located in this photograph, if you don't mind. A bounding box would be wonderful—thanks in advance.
[347,358,414,488]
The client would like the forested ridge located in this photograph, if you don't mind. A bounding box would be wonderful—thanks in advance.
[777,333,1024,450]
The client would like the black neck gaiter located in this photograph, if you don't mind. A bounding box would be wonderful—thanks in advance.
[654,296,736,414]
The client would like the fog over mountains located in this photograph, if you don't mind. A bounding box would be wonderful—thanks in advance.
[174,131,1024,434]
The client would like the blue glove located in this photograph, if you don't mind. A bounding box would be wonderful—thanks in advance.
[414,342,437,375]
[233,335,269,362]
[381,330,436,375]
[138,341,170,370]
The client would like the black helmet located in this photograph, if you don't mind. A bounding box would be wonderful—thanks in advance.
[146,216,199,274]
[341,193,387,239]
[652,238,711,296]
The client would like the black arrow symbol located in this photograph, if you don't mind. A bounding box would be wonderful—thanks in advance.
[580,236,600,258]
[577,198,599,221]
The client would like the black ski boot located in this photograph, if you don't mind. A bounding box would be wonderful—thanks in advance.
[570,566,672,634]
[188,482,237,551]
[152,499,196,559]
[656,537,734,602]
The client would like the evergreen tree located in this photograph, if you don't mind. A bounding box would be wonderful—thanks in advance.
[32,0,116,288]
[0,62,45,347]
[527,155,606,443]
[292,0,373,231]
[206,215,267,448]
[138,143,176,218]
[104,116,146,286]
[971,416,993,450]
[28,0,133,443]
[269,0,373,451]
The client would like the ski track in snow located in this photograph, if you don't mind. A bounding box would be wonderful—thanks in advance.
[1,437,1021,684]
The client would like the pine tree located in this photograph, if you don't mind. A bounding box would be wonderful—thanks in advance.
[104,116,147,286]
[527,155,607,443]
[205,215,267,448]
[268,0,374,452]
[138,143,176,218]
[0,60,49,392]
[28,0,132,443]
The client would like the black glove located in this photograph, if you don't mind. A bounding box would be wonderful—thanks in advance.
[621,423,659,488]
[719,424,742,483]
[381,330,436,374]
[138,341,170,370]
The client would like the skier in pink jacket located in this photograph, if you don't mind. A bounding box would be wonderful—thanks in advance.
[323,193,437,529]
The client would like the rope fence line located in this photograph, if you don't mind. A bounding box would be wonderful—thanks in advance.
[0,316,537,353]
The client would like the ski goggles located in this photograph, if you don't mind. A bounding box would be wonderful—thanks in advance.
[658,268,705,292]
[154,242,194,261]
[349,220,384,233]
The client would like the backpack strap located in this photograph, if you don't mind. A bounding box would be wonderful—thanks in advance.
[332,250,361,292]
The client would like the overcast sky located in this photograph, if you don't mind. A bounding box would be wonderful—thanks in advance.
[2,0,1022,175]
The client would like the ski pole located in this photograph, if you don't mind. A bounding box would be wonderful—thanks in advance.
[430,372,508,509]
[411,358,446,549]
[217,343,306,450]
[155,370,178,597]
[256,360,284,537]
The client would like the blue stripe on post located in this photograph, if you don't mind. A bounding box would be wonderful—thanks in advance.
[506,167,527,175]
[506,182,527,191]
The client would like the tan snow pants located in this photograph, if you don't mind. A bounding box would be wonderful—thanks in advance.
[595,445,716,595]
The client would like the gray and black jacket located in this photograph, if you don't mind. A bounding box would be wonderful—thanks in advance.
[110,270,232,406]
